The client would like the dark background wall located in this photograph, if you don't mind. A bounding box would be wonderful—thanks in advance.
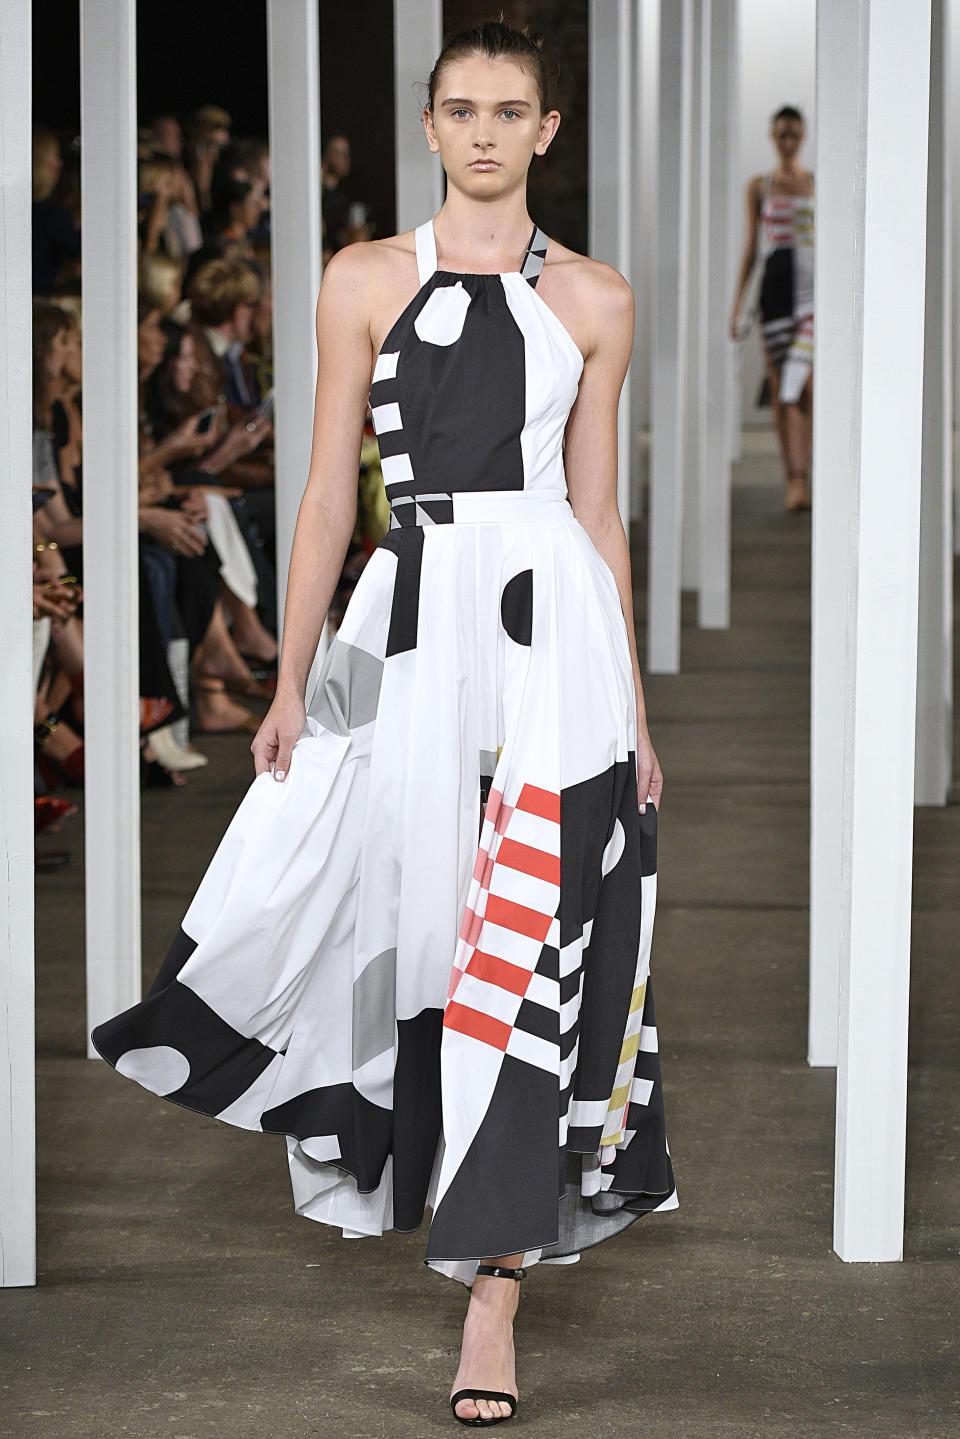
[32,0,586,252]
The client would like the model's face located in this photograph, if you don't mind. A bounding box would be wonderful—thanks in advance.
[37,140,62,192]
[155,117,182,158]
[43,326,69,380]
[171,333,198,393]
[325,137,351,178]
[772,118,804,161]
[138,310,166,373]
[232,301,254,344]
[62,324,82,383]
[424,56,560,194]
[240,178,268,229]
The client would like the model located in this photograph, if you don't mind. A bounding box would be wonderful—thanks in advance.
[92,19,677,1428]
[730,105,814,513]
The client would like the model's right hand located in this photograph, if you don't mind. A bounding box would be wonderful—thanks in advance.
[251,690,306,781]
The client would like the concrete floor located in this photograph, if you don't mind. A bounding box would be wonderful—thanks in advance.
[6,454,959,1438]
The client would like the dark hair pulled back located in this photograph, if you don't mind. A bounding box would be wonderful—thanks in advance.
[772,105,805,126]
[427,16,559,117]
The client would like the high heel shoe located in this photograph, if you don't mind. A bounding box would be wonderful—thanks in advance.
[34,712,84,789]
[195,668,272,701]
[34,796,78,835]
[450,1264,525,1427]
[147,724,209,771]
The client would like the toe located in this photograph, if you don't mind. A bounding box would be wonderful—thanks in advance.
[455,1396,480,1420]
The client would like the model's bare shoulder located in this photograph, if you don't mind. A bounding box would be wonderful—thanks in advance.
[316,232,420,354]
[543,242,632,362]
[319,232,410,293]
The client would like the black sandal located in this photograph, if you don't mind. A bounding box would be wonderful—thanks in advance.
[450,1264,526,1427]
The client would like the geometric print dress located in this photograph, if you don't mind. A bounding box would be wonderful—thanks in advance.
[757,173,815,406]
[91,213,678,1284]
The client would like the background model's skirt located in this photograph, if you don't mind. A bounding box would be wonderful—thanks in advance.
[92,492,677,1283]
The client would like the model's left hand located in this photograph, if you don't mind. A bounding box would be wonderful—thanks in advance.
[636,729,663,815]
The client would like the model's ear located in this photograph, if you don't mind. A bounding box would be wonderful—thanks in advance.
[535,109,561,157]
[423,106,440,153]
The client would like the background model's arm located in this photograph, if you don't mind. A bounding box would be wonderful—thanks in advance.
[253,244,374,779]
[563,264,663,812]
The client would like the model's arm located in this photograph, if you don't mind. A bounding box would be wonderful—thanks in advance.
[729,176,762,337]
[251,244,375,781]
[563,263,662,814]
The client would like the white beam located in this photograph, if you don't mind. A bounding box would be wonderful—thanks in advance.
[629,0,659,514]
[589,0,634,531]
[80,0,142,1055]
[915,0,953,807]
[647,0,694,672]
[834,0,932,1262]
[0,0,37,1288]
[394,0,443,234]
[700,0,737,629]
[267,0,323,681]
[681,0,706,592]
[808,0,861,1068]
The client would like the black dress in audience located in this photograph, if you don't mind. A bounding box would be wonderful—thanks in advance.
[33,197,82,294]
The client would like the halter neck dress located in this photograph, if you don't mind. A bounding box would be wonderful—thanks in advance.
[757,173,815,404]
[92,214,677,1283]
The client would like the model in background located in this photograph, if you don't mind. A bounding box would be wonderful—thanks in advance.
[730,105,814,513]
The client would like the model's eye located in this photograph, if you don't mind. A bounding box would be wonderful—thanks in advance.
[452,108,470,119]
[501,110,520,120]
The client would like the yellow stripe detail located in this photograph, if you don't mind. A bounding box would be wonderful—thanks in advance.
[618,1031,640,1066]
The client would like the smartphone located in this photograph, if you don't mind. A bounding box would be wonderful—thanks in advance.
[348,201,368,228]
[32,486,57,512]
[195,406,218,435]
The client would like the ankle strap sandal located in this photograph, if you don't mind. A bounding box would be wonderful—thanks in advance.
[450,1265,526,1427]
[474,1264,527,1282]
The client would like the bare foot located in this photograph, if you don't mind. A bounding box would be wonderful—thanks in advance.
[785,474,812,512]
[194,686,260,734]
[450,1272,520,1423]
[230,619,278,664]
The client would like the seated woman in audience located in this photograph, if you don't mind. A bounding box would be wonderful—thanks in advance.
[144,318,277,667]
[32,298,184,784]
[137,301,266,733]
[32,127,81,295]
[184,104,231,214]
[139,251,187,318]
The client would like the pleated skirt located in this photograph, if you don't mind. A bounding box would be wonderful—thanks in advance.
[92,489,677,1283]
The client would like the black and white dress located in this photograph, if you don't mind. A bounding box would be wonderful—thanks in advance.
[92,215,678,1283]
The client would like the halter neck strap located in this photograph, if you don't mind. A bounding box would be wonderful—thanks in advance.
[414,216,550,288]
[415,218,438,285]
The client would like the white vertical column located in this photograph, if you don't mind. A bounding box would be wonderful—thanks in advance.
[80,0,142,1054]
[647,0,694,673]
[700,0,737,629]
[394,0,443,234]
[681,0,706,592]
[267,0,323,665]
[952,0,960,555]
[589,0,635,530]
[808,0,861,1068]
[834,0,932,1262]
[915,0,953,807]
[629,0,659,516]
[0,0,37,1288]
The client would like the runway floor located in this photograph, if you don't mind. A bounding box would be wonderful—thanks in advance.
[7,448,960,1438]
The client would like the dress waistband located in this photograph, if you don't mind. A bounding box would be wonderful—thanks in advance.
[388,489,574,529]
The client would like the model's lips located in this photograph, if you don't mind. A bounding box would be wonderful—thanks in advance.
[469,160,500,169]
